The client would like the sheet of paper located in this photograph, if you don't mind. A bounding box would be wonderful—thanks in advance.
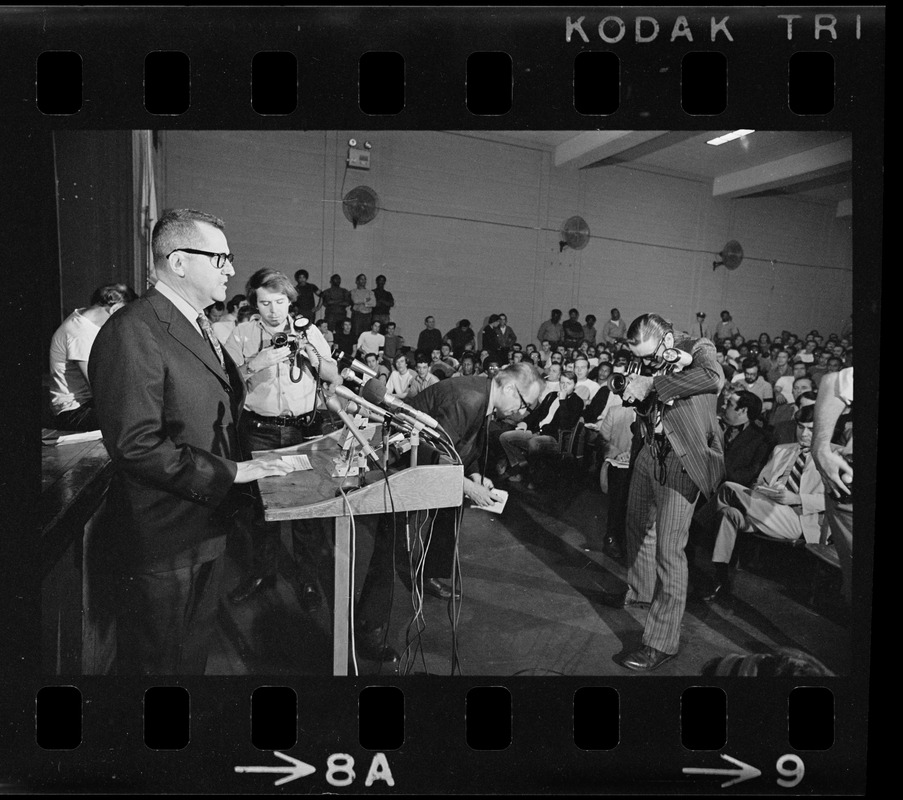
[471,488,509,515]
[279,454,312,471]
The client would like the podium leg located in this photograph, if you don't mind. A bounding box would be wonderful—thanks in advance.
[333,517,351,676]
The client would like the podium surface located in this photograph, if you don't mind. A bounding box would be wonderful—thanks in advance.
[256,429,464,674]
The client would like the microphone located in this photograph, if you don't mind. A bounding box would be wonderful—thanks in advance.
[361,379,440,430]
[323,391,379,461]
[332,385,438,439]
[334,350,377,379]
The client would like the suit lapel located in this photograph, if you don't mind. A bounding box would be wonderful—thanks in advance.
[146,288,233,389]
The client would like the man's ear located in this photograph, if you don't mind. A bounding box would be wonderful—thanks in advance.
[664,331,675,349]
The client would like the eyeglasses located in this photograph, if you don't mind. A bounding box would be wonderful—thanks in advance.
[167,248,234,270]
[638,334,667,364]
[513,384,535,413]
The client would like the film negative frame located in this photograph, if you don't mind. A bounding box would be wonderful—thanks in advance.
[1,5,882,794]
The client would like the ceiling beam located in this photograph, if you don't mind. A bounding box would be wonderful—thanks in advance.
[712,139,852,199]
[836,198,852,218]
[553,130,669,169]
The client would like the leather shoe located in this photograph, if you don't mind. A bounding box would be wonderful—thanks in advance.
[228,574,276,605]
[702,580,731,604]
[621,645,676,671]
[595,589,629,609]
[355,627,400,663]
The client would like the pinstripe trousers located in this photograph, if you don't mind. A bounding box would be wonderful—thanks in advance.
[624,444,700,655]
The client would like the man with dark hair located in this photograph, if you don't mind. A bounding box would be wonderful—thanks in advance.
[320,273,352,331]
[495,313,517,355]
[480,314,502,357]
[700,405,825,603]
[371,274,394,327]
[409,350,440,397]
[332,318,356,359]
[771,388,817,445]
[583,314,599,345]
[89,209,294,674]
[720,390,772,487]
[601,307,628,345]
[597,313,724,671]
[49,283,135,432]
[733,357,774,416]
[292,269,320,322]
[417,315,443,355]
[713,310,740,346]
[536,309,564,347]
[445,319,477,359]
[562,308,585,348]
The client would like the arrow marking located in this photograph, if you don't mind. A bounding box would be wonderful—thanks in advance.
[683,753,762,788]
[235,751,317,786]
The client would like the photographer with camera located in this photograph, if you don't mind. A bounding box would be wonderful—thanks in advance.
[596,313,724,671]
[223,268,341,606]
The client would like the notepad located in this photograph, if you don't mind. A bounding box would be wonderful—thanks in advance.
[471,489,509,514]
[279,454,313,471]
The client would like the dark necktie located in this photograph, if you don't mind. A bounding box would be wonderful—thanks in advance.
[785,449,809,494]
[197,313,226,369]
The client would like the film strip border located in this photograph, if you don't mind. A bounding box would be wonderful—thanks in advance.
[0,8,883,128]
[2,678,863,793]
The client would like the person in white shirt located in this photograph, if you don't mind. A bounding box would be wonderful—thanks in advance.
[212,293,248,344]
[573,355,601,403]
[386,352,415,398]
[48,282,134,431]
[355,318,385,359]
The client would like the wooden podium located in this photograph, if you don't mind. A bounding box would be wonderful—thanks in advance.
[255,429,464,675]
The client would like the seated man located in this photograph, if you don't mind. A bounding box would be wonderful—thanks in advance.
[48,282,134,431]
[573,355,601,403]
[721,391,773,486]
[498,370,584,488]
[771,360,810,426]
[363,351,391,384]
[732,357,774,417]
[355,318,385,360]
[409,351,440,397]
[543,362,563,395]
[429,347,455,380]
[771,389,817,444]
[699,404,824,602]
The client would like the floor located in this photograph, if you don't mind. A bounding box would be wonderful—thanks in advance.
[206,465,850,678]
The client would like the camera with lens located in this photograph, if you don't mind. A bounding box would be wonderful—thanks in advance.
[270,330,301,353]
[607,361,655,408]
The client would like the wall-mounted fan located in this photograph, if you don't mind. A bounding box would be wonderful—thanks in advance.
[712,240,744,271]
[559,216,590,252]
[342,186,380,229]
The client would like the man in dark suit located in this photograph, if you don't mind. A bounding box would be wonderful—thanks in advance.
[89,208,292,675]
[721,391,773,486]
[597,313,725,671]
[401,363,548,598]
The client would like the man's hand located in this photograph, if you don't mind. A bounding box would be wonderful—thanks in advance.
[813,446,853,498]
[247,345,292,373]
[465,475,496,506]
[515,421,528,432]
[774,392,788,405]
[234,454,294,484]
[623,374,654,403]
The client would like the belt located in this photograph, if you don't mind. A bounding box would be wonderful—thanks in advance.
[247,410,316,428]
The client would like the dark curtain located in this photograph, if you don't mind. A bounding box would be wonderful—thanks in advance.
[53,130,134,323]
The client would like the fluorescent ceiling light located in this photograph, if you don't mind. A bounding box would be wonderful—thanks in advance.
[706,130,755,146]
